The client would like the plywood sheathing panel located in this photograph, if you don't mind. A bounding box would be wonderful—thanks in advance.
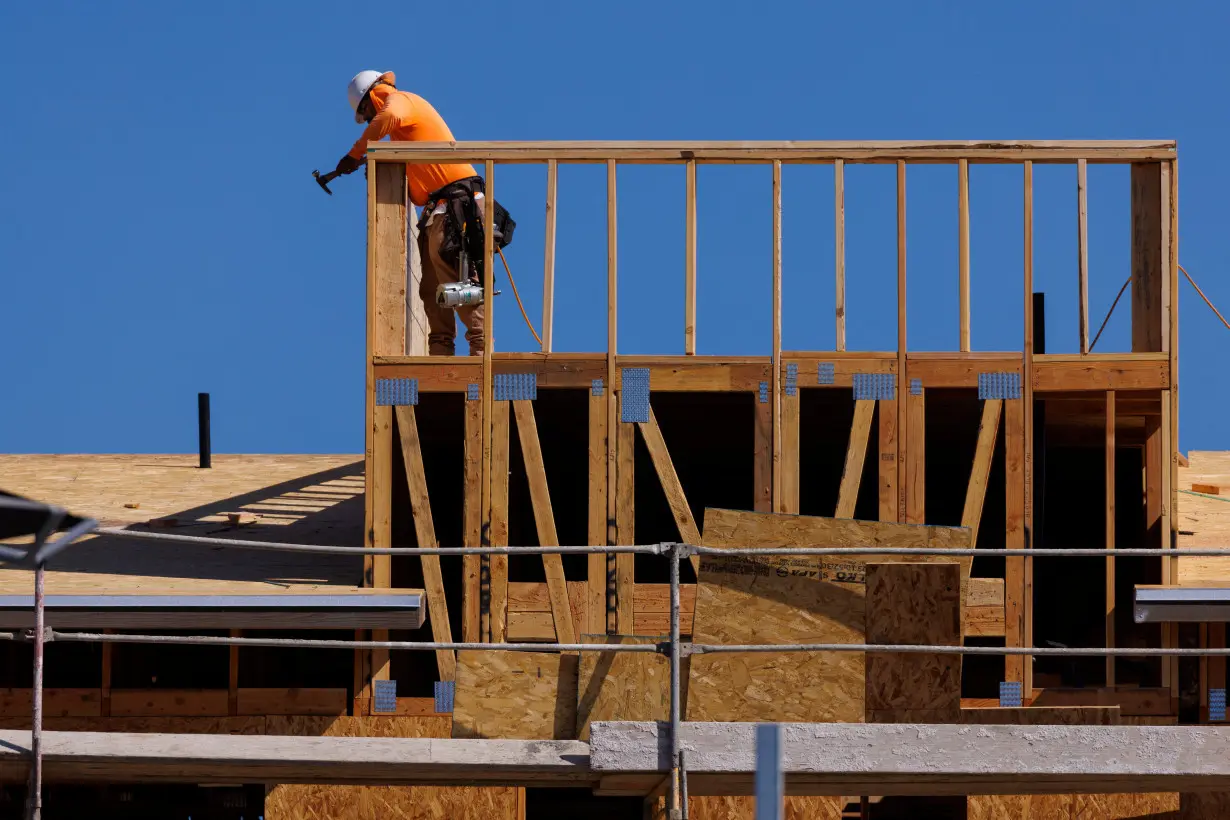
[0,455,365,595]
[576,635,672,741]
[451,650,578,740]
[968,792,1179,819]
[265,714,521,820]
[700,507,974,584]
[672,795,843,820]
[865,563,961,722]
[1177,451,1230,584]
[686,508,971,724]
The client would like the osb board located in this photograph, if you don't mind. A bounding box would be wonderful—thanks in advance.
[451,650,578,739]
[1177,451,1230,584]
[968,792,1178,819]
[265,715,452,738]
[701,507,974,582]
[687,509,971,724]
[865,563,961,714]
[663,796,842,819]
[0,454,366,594]
[265,784,522,820]
[0,687,101,717]
[264,713,520,820]
[576,635,677,741]
[685,551,865,723]
[959,706,1120,725]
[0,716,265,733]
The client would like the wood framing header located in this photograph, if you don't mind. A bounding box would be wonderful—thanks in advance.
[367,140,1176,164]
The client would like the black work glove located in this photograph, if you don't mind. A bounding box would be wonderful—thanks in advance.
[335,154,362,175]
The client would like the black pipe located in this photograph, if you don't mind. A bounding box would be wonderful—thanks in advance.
[1033,292,1046,355]
[198,393,211,469]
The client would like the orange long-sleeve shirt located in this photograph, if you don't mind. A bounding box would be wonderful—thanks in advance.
[347,73,477,206]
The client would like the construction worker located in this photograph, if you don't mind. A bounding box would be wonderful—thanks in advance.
[322,71,494,356]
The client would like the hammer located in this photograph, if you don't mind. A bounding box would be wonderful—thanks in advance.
[312,169,337,196]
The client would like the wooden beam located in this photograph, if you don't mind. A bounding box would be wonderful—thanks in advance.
[1005,397,1026,684]
[835,159,846,352]
[394,405,456,681]
[1022,161,1035,696]
[878,397,898,523]
[1131,163,1168,353]
[962,399,1004,546]
[589,388,609,635]
[462,397,482,643]
[897,159,908,527]
[637,406,702,575]
[1078,159,1090,354]
[1106,390,1116,685]
[367,140,1178,164]
[480,161,496,643]
[512,400,576,645]
[685,158,697,355]
[542,159,557,352]
[836,400,876,519]
[958,158,970,352]
[778,389,798,514]
[772,160,783,511]
[616,417,636,633]
[489,399,511,643]
[607,159,622,633]
[905,388,925,524]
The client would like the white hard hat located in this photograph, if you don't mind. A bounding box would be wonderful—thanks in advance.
[347,70,385,123]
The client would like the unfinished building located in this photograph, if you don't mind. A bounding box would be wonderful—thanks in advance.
[3,140,1229,820]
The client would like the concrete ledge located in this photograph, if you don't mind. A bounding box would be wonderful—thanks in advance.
[589,721,1230,796]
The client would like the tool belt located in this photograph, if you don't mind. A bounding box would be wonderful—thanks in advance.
[418,176,516,286]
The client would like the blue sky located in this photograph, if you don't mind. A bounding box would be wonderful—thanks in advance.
[2,1,1228,453]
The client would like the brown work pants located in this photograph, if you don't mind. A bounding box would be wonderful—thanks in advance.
[417,213,484,356]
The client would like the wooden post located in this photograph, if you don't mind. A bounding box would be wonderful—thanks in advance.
[1163,389,1176,698]
[1105,390,1116,686]
[588,387,608,635]
[1022,161,1035,696]
[1131,163,1170,353]
[896,160,908,524]
[772,161,783,512]
[905,388,925,524]
[489,400,511,643]
[542,159,557,352]
[362,160,407,699]
[835,158,846,352]
[879,396,899,524]
[1078,159,1090,354]
[1167,160,1180,701]
[480,160,497,644]
[685,158,698,355]
[462,398,482,643]
[1005,396,1026,685]
[778,386,798,514]
[958,158,971,353]
[616,418,635,633]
